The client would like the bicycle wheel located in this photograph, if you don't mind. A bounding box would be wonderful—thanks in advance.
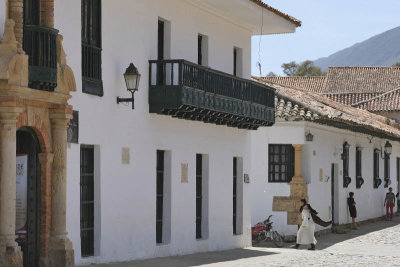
[272,231,283,247]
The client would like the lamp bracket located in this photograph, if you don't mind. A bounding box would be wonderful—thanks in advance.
[117,91,135,109]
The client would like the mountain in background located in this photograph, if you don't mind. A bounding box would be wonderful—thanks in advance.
[314,26,400,71]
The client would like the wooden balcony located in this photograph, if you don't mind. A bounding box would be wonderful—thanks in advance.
[149,60,275,130]
[23,25,59,91]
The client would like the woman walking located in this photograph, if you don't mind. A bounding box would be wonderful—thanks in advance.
[291,199,318,250]
[347,192,357,229]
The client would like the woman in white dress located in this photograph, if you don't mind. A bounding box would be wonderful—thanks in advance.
[291,199,317,250]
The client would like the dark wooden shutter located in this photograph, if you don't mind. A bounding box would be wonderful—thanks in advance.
[198,35,202,65]
[233,157,237,235]
[156,150,164,243]
[196,154,202,239]
[23,0,40,26]
[157,20,165,85]
[80,145,94,257]
[233,48,237,76]
[82,0,103,96]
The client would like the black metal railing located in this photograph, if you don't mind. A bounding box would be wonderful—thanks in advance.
[82,44,102,81]
[23,25,58,91]
[149,59,275,107]
[82,44,103,96]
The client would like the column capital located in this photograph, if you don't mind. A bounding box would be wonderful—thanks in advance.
[292,144,304,150]
[50,112,72,130]
[38,153,54,165]
[0,107,23,124]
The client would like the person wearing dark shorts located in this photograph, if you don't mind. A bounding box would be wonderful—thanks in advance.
[348,192,357,229]
[384,187,396,221]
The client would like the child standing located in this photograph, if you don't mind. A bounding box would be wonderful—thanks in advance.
[347,192,357,229]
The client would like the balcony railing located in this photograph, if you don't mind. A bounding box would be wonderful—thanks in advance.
[23,25,59,91]
[149,60,275,129]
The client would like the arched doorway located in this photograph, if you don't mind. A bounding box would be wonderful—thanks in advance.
[16,127,41,267]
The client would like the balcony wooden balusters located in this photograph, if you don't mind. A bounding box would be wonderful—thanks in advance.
[149,59,275,129]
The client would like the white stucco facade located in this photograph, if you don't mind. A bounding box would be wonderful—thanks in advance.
[49,0,296,265]
[251,121,400,236]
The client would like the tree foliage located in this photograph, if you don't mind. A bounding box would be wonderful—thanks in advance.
[281,60,326,76]
[393,62,400,67]
[281,61,298,76]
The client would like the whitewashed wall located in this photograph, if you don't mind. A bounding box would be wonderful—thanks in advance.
[0,0,6,39]
[54,0,258,264]
[251,121,400,236]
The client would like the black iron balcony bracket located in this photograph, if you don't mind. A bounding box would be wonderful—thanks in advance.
[343,176,351,188]
[148,60,275,129]
[384,178,391,188]
[356,176,364,189]
[374,177,382,189]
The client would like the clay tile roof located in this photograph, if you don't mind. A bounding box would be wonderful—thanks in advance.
[248,0,302,27]
[258,76,327,93]
[325,67,400,94]
[253,77,400,141]
[353,87,400,112]
[324,92,382,106]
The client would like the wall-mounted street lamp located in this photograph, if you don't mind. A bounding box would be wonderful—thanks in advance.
[117,63,141,109]
[379,141,392,159]
[305,131,314,142]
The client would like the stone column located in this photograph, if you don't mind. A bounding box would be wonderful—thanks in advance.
[0,107,23,267]
[289,144,307,224]
[272,144,308,226]
[48,110,74,267]
[38,153,53,266]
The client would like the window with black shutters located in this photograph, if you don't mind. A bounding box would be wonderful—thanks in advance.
[157,20,164,85]
[342,143,350,178]
[196,154,202,239]
[156,150,164,244]
[268,145,294,183]
[374,149,380,179]
[198,35,202,66]
[82,0,103,96]
[233,48,237,76]
[80,145,94,257]
[356,148,362,178]
[233,157,237,235]
[23,0,40,26]
[384,154,390,180]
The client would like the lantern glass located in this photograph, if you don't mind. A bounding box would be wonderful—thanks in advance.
[384,141,392,155]
[124,63,141,92]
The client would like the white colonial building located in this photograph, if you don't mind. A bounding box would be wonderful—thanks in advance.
[0,0,301,266]
[251,79,400,236]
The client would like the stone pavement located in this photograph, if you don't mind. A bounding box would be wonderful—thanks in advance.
[81,215,400,267]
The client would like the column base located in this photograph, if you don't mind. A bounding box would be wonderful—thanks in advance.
[0,244,23,267]
[48,238,74,267]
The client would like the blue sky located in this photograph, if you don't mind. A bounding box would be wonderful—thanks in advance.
[251,0,400,76]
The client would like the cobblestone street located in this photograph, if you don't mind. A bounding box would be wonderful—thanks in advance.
[84,214,400,267]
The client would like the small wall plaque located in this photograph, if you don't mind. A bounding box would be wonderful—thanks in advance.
[122,147,130,164]
[181,163,188,183]
[244,173,250,184]
[319,168,323,182]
